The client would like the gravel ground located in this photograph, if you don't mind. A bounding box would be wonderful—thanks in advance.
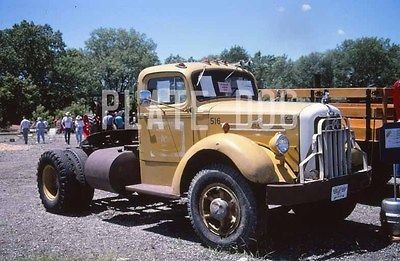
[0,133,399,260]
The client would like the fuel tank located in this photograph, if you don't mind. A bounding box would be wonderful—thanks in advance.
[84,147,140,193]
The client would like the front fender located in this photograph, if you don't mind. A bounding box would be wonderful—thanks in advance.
[172,133,296,194]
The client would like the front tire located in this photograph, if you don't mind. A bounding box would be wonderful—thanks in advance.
[187,164,264,250]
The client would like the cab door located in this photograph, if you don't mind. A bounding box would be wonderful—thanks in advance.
[138,74,193,185]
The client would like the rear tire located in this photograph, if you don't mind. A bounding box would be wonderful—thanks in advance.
[187,164,265,250]
[37,149,94,213]
[64,148,94,210]
[37,150,80,213]
[292,198,357,224]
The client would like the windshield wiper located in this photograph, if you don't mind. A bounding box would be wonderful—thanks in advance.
[224,65,239,81]
[196,66,206,86]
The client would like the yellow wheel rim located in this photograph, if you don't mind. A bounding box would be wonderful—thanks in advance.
[199,183,241,237]
[42,165,59,201]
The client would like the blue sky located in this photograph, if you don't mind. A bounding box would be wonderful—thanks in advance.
[1,0,399,61]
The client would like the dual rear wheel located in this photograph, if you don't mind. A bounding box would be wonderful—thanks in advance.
[37,149,94,213]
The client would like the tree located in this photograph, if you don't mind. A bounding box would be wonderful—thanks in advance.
[54,49,98,107]
[332,37,396,86]
[164,54,187,64]
[220,45,250,63]
[251,51,294,88]
[0,20,65,126]
[200,54,220,61]
[85,28,159,92]
[292,52,334,87]
[0,73,39,126]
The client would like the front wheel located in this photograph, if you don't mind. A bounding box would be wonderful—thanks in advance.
[187,164,264,250]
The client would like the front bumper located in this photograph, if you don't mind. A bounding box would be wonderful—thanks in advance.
[266,167,371,206]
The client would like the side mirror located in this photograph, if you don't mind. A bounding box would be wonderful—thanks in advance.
[139,90,151,107]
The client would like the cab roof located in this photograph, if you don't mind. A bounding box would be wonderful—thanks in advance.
[137,61,250,84]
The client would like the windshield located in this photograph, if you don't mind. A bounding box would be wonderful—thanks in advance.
[192,69,258,101]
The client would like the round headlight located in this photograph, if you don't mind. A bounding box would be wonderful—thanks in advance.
[269,133,289,155]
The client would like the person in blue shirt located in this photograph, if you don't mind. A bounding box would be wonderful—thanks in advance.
[114,111,124,129]
[102,111,115,131]
[35,117,46,143]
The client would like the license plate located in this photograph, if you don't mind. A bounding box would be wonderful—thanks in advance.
[331,184,348,201]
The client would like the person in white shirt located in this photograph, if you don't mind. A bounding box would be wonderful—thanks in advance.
[62,112,73,145]
[75,115,84,146]
[35,117,46,143]
[19,116,31,144]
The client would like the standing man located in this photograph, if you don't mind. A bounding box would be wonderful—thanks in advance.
[102,111,114,131]
[75,115,84,146]
[62,112,73,145]
[35,117,46,143]
[20,116,30,144]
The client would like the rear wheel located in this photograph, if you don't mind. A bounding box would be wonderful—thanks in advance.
[292,198,357,224]
[37,149,94,213]
[188,164,265,250]
[37,150,79,213]
[64,148,94,210]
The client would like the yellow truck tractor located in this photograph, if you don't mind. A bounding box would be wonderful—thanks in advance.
[37,61,371,249]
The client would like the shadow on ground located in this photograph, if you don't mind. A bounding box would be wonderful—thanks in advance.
[85,194,391,260]
[359,183,396,207]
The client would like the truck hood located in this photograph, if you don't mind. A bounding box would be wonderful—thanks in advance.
[197,100,313,116]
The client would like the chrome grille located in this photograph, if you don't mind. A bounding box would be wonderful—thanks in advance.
[317,118,351,179]
[299,117,368,183]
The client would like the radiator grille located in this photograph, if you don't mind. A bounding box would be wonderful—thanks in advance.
[317,118,352,179]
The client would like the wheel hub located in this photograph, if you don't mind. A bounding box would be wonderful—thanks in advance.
[42,165,58,201]
[210,198,229,221]
[199,183,241,236]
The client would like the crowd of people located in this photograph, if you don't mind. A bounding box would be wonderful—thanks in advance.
[19,110,132,145]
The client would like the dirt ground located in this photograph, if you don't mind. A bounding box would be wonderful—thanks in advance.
[0,133,399,260]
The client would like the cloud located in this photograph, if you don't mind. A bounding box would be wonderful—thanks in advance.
[337,29,346,35]
[277,6,285,12]
[301,4,312,12]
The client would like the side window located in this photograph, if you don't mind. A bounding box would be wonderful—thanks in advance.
[147,77,186,104]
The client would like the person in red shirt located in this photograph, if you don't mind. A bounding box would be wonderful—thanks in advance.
[83,114,91,138]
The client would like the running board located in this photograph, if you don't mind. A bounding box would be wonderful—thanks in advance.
[125,184,180,199]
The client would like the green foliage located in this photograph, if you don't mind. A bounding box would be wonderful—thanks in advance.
[200,54,220,61]
[61,101,89,118]
[332,37,398,86]
[220,45,250,63]
[85,28,159,92]
[0,73,40,127]
[292,52,334,87]
[32,105,51,122]
[164,54,187,64]
[251,52,294,88]
[54,49,98,105]
[0,20,65,126]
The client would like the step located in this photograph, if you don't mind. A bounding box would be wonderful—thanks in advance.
[125,184,180,199]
